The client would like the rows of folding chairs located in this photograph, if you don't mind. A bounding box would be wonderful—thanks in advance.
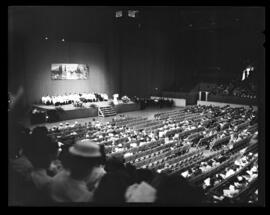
[232,177,258,202]
[127,119,156,128]
[116,117,147,127]
[144,123,164,132]
[163,147,206,175]
[172,113,203,123]
[247,123,258,133]
[133,120,162,130]
[226,135,254,155]
[210,136,231,151]
[125,140,180,163]
[159,111,191,120]
[206,156,258,196]
[154,109,186,119]
[235,120,251,132]
[189,152,241,185]
[133,144,188,168]
[112,116,134,124]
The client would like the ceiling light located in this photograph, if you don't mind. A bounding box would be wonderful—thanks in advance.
[115,10,123,18]
[61,38,65,42]
[128,10,139,18]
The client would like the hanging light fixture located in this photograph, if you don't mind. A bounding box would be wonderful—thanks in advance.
[115,10,123,18]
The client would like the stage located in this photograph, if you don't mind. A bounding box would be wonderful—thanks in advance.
[32,101,141,123]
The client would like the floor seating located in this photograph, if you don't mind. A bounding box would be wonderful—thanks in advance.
[29,104,258,203]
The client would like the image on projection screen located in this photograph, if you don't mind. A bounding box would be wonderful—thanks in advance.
[51,64,89,80]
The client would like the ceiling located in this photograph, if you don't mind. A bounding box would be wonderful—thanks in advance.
[8,6,265,42]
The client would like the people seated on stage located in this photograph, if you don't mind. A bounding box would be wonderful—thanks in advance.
[41,95,53,105]
[41,92,111,106]
[100,93,109,101]
[73,100,83,108]
[121,95,131,103]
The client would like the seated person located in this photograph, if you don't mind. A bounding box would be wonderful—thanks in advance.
[9,126,59,205]
[49,139,105,203]
[154,174,206,204]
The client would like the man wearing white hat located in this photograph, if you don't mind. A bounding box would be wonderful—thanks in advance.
[49,139,106,203]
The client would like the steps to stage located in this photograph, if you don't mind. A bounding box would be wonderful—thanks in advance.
[98,105,117,117]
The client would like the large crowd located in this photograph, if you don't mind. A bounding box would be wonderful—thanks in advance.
[208,79,257,99]
[9,89,258,205]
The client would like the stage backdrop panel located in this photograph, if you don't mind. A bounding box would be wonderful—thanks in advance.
[51,63,89,80]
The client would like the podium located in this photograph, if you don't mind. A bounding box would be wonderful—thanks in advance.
[113,94,119,105]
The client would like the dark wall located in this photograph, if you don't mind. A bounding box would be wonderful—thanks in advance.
[9,7,264,105]
[8,33,25,95]
[118,24,264,96]
[172,28,264,88]
[21,38,116,105]
[119,24,177,97]
[8,6,119,107]
[8,8,27,95]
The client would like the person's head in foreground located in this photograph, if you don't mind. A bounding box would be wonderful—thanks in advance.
[49,139,105,203]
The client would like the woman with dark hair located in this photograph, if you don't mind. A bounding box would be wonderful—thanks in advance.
[9,126,59,205]
[154,174,206,205]
[93,155,133,204]
[134,169,155,185]
[22,127,58,171]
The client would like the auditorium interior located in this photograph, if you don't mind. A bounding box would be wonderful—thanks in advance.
[8,6,265,206]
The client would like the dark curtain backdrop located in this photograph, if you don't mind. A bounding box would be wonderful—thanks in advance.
[116,22,263,97]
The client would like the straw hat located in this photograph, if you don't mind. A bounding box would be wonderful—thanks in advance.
[69,139,102,158]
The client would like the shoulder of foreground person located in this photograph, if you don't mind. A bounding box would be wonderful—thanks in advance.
[93,170,133,203]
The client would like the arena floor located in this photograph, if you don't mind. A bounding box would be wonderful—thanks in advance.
[26,106,185,130]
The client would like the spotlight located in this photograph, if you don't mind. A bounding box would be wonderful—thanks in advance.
[128,10,139,18]
[44,36,48,40]
[115,10,123,18]
[61,38,65,42]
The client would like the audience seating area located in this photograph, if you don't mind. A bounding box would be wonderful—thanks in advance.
[206,78,256,99]
[10,102,258,205]
[31,103,258,204]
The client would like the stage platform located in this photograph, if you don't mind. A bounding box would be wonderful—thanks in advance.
[32,101,141,123]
